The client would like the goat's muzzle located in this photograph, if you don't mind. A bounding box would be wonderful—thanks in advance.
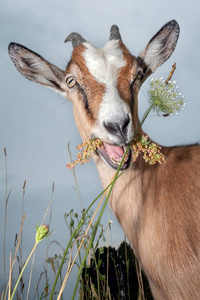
[96,142,131,170]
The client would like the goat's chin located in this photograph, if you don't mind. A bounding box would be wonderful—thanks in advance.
[96,141,131,170]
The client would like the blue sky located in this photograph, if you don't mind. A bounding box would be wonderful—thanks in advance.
[1,0,200,298]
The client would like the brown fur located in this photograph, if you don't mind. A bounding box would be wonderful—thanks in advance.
[93,146,200,299]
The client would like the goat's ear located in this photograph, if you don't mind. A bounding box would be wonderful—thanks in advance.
[138,20,180,74]
[8,43,67,97]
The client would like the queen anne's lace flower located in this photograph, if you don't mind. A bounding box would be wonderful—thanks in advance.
[148,77,186,115]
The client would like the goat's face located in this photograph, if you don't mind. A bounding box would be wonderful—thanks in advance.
[8,21,179,170]
[65,41,138,169]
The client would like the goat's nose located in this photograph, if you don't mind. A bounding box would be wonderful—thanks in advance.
[104,115,130,142]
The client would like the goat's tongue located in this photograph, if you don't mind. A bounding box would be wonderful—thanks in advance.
[103,143,124,162]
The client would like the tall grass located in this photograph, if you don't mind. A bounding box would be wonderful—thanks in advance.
[1,152,150,299]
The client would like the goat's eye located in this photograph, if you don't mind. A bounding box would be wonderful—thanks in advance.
[66,77,76,88]
[136,69,143,80]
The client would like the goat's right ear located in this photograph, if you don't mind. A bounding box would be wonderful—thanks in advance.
[8,43,67,97]
[138,20,180,74]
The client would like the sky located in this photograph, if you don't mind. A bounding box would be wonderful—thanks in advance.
[1,0,200,298]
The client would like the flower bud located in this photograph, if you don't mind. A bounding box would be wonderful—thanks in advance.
[35,224,49,243]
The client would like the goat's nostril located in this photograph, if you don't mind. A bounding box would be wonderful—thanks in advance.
[104,122,120,136]
[120,114,130,132]
[104,115,130,139]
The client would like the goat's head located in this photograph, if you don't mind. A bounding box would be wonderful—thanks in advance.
[8,20,179,170]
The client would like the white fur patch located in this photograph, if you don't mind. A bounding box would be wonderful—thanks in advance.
[83,40,125,84]
[83,40,133,144]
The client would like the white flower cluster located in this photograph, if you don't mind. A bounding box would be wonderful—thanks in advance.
[148,77,186,115]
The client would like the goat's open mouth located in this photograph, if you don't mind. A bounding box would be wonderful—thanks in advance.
[96,142,131,170]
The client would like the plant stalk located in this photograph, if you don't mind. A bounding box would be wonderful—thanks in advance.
[136,104,155,134]
[49,177,122,300]
[57,188,108,300]
[10,242,38,300]
[71,147,130,300]
[3,148,7,292]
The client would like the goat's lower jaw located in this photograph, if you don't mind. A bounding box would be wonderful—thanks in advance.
[96,142,131,170]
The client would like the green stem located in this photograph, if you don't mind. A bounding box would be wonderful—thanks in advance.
[71,148,129,300]
[4,148,7,292]
[49,175,123,300]
[71,192,110,300]
[137,104,155,133]
[10,242,38,300]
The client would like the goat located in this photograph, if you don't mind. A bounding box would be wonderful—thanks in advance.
[8,20,200,299]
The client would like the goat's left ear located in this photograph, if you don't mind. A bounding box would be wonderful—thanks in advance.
[139,20,180,73]
[8,43,67,97]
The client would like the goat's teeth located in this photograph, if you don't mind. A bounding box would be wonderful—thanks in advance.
[111,156,116,163]
[110,153,129,165]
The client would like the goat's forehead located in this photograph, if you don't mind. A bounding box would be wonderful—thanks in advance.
[69,40,134,84]
[84,40,125,61]
[83,40,126,83]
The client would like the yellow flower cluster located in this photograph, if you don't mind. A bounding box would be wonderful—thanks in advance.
[66,139,103,170]
[131,135,165,165]
[66,135,165,170]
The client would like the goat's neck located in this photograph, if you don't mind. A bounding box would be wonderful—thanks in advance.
[94,147,174,256]
[94,144,200,299]
[93,154,147,251]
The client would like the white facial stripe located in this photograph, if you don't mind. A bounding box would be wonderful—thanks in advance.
[83,40,125,84]
[83,40,133,144]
